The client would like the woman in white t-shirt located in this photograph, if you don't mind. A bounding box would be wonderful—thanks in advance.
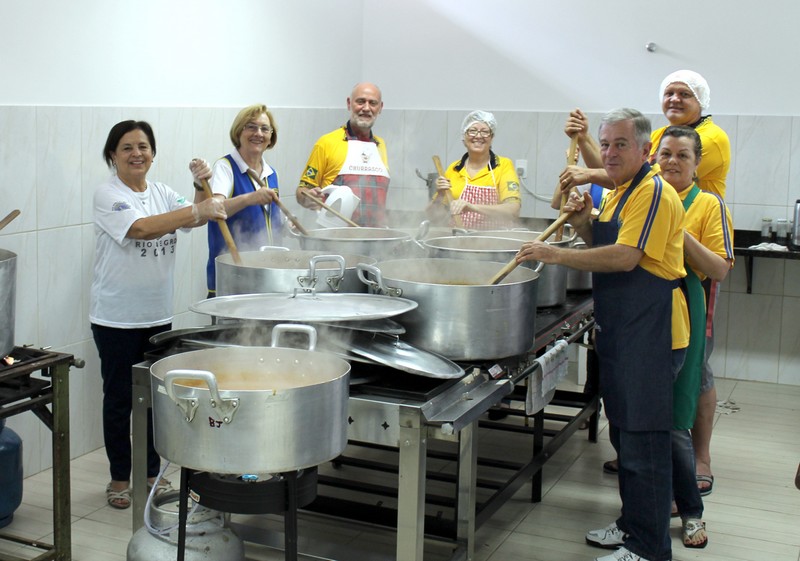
[89,120,225,509]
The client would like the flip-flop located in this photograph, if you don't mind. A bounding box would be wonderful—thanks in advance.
[696,474,714,496]
[682,518,708,548]
[105,483,131,509]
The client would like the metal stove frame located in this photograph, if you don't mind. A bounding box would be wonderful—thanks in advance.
[0,347,78,561]
[131,293,596,561]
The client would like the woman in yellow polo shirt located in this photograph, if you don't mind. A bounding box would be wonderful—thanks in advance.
[656,124,733,549]
[428,110,521,230]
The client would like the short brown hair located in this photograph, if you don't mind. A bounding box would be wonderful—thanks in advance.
[229,104,278,150]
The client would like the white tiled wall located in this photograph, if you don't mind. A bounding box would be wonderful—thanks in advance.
[1,105,799,478]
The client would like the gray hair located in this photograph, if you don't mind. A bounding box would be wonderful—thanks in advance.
[600,108,651,148]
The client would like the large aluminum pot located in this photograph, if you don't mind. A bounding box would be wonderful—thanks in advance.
[567,240,592,291]
[289,227,411,259]
[426,234,567,307]
[0,249,16,356]
[358,259,538,361]
[216,249,376,296]
[150,325,350,474]
[391,221,466,259]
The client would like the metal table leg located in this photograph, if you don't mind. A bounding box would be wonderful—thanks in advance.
[456,421,477,560]
[52,361,72,560]
[397,405,426,561]
[131,363,151,533]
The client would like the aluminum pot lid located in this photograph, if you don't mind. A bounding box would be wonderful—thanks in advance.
[190,293,418,322]
[330,332,464,379]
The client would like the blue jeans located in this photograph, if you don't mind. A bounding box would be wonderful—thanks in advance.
[672,429,703,519]
[611,426,672,561]
[607,349,685,561]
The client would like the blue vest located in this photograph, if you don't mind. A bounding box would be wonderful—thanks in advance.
[206,155,282,292]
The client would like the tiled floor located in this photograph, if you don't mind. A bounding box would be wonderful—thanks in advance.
[1,377,799,561]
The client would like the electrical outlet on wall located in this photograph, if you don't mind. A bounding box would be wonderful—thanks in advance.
[515,159,527,179]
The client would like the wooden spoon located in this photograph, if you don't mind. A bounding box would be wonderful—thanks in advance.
[299,191,359,227]
[488,211,573,285]
[0,210,21,233]
[432,156,465,228]
[246,170,310,236]
[199,180,242,264]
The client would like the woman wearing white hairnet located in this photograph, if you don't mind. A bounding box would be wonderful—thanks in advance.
[428,110,521,230]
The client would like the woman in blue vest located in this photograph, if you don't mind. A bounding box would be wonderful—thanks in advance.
[204,103,284,296]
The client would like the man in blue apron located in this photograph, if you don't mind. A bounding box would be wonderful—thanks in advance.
[518,108,688,561]
[297,82,390,227]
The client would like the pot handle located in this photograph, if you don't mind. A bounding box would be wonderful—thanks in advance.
[356,263,403,297]
[414,220,431,241]
[258,245,290,252]
[163,369,240,424]
[303,254,346,292]
[271,323,317,351]
[533,260,546,273]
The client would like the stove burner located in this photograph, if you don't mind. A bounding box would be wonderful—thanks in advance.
[0,346,55,374]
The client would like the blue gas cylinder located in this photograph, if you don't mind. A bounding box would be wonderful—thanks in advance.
[0,418,24,528]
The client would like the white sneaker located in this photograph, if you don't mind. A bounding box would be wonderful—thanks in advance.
[585,521,627,549]
[594,547,651,561]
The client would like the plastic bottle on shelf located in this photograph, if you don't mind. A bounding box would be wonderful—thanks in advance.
[761,217,773,241]
[776,218,789,244]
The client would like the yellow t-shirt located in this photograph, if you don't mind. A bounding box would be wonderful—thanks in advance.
[650,116,731,199]
[599,168,689,349]
[439,153,521,203]
[679,187,735,281]
[298,125,389,189]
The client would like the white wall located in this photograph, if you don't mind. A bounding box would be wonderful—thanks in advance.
[4,1,800,114]
[363,0,800,115]
[1,0,799,478]
[0,0,365,107]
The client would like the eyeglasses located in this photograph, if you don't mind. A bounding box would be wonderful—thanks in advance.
[244,123,273,134]
[465,128,492,138]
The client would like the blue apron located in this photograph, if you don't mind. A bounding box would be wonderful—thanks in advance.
[592,163,676,432]
[206,154,282,292]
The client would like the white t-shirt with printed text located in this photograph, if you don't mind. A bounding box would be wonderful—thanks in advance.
[90,175,191,328]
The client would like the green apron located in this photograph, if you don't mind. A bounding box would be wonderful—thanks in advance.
[673,184,706,429]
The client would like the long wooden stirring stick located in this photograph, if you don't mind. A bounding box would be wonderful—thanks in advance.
[432,156,465,228]
[0,210,21,233]
[488,211,573,285]
[556,137,580,241]
[198,179,241,265]
[246,170,310,236]
[299,191,359,227]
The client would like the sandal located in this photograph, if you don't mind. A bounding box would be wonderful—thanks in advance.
[696,474,714,496]
[682,518,708,548]
[105,483,131,510]
[148,478,174,497]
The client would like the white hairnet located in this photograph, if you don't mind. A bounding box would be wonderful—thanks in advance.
[461,110,497,135]
[660,70,711,111]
